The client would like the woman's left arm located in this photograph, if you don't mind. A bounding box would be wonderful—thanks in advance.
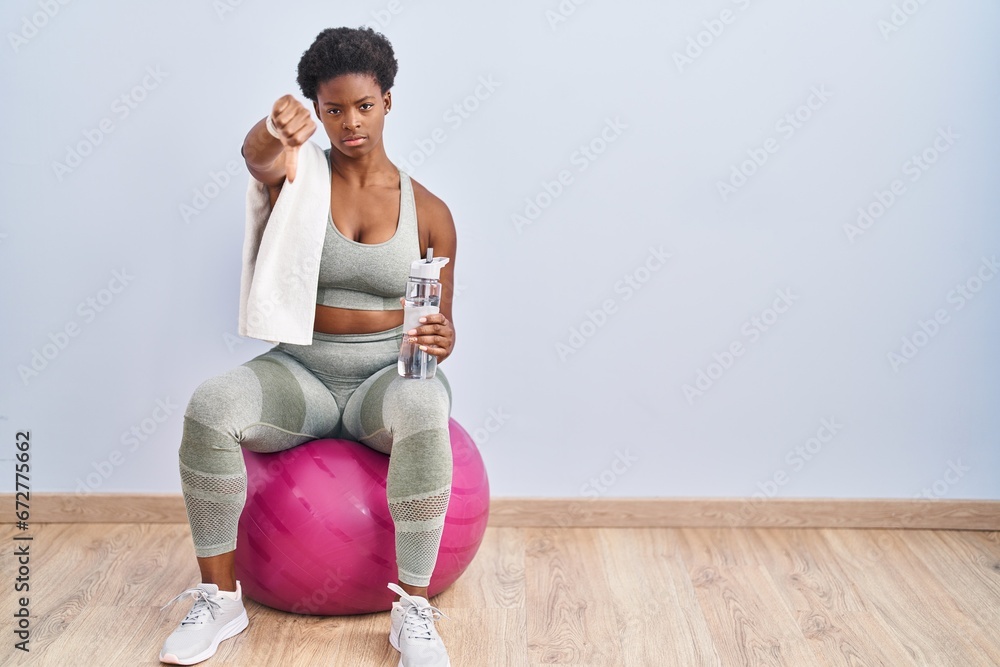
[408,195,457,363]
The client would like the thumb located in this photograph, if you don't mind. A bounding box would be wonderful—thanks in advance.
[285,146,298,183]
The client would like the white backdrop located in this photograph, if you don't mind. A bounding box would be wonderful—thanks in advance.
[2,0,998,501]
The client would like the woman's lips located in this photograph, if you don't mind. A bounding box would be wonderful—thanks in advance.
[343,136,366,146]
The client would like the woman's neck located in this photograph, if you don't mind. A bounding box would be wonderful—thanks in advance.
[328,143,396,187]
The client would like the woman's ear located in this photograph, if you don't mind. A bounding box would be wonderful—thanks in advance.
[384,90,392,114]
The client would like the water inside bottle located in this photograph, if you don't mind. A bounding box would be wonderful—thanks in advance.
[398,292,440,379]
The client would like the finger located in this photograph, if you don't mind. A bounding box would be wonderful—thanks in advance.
[284,130,312,150]
[417,317,450,333]
[424,322,451,336]
[419,334,453,351]
[418,342,448,359]
[274,95,292,114]
[274,101,299,120]
[285,146,298,183]
[279,114,310,142]
[409,326,452,342]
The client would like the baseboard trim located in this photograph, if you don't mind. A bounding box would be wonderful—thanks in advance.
[2,494,997,530]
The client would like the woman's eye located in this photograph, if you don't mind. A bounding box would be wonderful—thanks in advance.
[327,109,340,115]
[361,103,374,110]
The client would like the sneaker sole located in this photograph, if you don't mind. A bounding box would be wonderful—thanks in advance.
[396,658,451,667]
[159,609,249,665]
[395,657,451,667]
[389,632,450,667]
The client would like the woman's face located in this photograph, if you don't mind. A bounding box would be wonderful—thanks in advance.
[314,73,391,158]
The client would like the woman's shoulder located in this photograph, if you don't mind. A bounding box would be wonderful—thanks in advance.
[407,174,454,229]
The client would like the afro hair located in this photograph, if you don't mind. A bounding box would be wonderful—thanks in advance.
[296,26,398,101]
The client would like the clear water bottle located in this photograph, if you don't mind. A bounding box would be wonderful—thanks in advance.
[398,248,450,379]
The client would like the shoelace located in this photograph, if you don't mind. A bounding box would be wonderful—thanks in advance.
[160,587,223,626]
[402,601,449,641]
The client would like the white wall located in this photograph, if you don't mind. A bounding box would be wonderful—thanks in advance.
[3,0,998,501]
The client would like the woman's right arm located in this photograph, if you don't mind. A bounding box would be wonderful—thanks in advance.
[241,95,317,208]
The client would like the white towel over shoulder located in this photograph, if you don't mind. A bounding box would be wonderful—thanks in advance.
[238,140,328,345]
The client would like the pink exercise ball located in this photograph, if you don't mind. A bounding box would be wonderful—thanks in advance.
[234,418,489,615]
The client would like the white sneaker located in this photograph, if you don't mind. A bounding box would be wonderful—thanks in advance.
[387,582,451,667]
[159,581,249,665]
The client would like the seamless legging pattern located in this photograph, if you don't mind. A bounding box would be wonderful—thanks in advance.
[177,324,453,587]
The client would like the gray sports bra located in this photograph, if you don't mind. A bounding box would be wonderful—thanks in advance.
[315,149,420,310]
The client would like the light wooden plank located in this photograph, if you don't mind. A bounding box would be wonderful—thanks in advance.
[491,497,1000,530]
[7,494,1000,530]
[439,526,525,610]
[749,527,917,666]
[3,523,1000,665]
[893,530,1000,659]
[676,528,820,666]
[7,493,188,523]
[596,527,721,666]
[524,527,622,665]
[821,529,1000,667]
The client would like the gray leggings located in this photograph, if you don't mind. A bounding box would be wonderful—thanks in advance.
[177,324,453,587]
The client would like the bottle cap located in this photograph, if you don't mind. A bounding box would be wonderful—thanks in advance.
[409,247,450,279]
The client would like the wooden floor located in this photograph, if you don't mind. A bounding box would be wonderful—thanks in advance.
[2,524,998,666]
